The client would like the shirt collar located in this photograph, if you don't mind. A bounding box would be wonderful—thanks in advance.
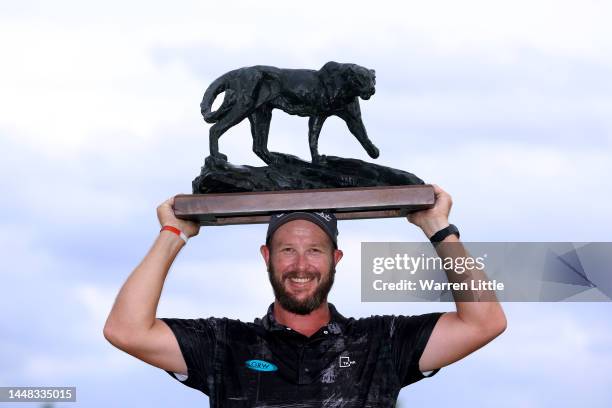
[257,302,348,335]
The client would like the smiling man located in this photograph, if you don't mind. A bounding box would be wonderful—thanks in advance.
[262,212,342,330]
[103,185,506,407]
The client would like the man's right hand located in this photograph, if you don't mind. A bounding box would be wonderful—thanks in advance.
[104,195,200,377]
[157,196,200,238]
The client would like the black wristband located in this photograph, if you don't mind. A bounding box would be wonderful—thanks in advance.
[429,224,460,245]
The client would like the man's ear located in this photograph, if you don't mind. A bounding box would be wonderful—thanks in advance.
[333,249,343,266]
[260,244,270,267]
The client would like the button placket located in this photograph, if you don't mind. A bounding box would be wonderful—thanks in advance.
[297,342,307,384]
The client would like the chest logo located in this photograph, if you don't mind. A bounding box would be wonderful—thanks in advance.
[245,359,278,372]
[339,356,356,368]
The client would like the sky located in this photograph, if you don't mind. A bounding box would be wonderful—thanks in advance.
[1,0,611,406]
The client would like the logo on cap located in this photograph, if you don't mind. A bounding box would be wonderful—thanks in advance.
[315,212,333,222]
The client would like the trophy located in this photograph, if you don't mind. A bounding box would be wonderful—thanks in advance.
[173,61,434,225]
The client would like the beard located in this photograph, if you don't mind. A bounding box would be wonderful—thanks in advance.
[267,262,336,315]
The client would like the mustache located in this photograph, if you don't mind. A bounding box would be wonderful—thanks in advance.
[282,270,320,281]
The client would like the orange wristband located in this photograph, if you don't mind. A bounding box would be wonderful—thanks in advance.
[160,225,188,244]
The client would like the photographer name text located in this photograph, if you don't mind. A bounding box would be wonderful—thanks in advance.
[372,279,504,291]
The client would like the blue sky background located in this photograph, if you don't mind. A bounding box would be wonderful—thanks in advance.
[1,0,611,406]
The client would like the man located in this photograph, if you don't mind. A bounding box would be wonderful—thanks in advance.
[104,184,506,406]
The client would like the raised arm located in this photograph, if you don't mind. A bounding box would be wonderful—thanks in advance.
[408,185,507,372]
[103,196,200,375]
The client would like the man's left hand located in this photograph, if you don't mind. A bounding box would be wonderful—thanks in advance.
[407,184,453,238]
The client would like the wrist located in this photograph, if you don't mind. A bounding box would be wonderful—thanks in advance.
[158,230,187,255]
[160,225,188,244]
[420,218,450,239]
[429,224,460,245]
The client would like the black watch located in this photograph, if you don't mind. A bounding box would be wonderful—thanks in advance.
[429,224,460,245]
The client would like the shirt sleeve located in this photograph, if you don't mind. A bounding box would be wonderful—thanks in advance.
[159,317,223,395]
[389,312,444,387]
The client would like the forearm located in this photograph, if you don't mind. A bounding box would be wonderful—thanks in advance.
[104,231,184,337]
[434,235,506,330]
[410,185,506,371]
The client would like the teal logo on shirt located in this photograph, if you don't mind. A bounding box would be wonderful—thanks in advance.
[245,359,278,372]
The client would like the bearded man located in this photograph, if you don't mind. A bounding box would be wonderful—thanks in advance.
[103,185,506,407]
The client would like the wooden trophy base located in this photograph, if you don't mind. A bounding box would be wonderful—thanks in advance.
[173,185,434,226]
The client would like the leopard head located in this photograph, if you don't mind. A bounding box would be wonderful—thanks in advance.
[345,64,376,100]
[320,62,377,101]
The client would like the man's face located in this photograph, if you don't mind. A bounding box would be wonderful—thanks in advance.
[261,220,343,315]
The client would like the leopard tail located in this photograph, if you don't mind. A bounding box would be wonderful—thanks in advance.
[200,73,230,123]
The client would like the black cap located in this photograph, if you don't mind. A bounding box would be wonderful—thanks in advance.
[266,211,338,248]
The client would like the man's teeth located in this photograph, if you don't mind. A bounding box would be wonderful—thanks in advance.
[289,277,314,283]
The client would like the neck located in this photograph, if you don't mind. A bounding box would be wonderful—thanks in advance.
[273,300,330,337]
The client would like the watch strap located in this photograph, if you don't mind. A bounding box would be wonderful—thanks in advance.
[429,224,460,245]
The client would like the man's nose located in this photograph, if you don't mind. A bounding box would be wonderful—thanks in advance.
[295,253,309,271]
